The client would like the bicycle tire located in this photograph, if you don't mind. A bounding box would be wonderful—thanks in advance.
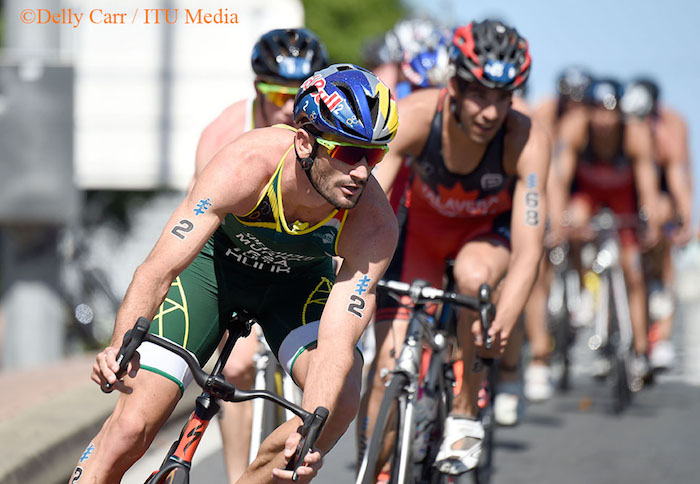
[472,367,496,484]
[262,360,285,436]
[356,372,410,484]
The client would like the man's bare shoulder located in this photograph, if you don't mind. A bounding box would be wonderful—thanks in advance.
[557,108,588,145]
[504,109,549,174]
[206,99,249,139]
[659,105,688,133]
[339,179,398,259]
[393,88,442,153]
[197,127,296,213]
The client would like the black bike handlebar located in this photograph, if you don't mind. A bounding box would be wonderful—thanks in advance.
[378,279,496,350]
[102,316,151,392]
[104,318,329,479]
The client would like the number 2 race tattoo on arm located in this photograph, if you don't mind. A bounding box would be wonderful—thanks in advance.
[169,198,212,240]
[524,173,540,227]
[347,275,370,318]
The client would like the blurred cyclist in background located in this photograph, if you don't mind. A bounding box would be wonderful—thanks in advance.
[550,77,661,381]
[534,66,593,138]
[521,66,594,404]
[360,19,549,476]
[621,77,693,372]
[190,27,328,483]
[365,19,454,214]
[362,18,452,99]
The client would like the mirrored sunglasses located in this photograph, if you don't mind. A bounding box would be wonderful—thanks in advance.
[315,137,389,167]
[256,82,299,107]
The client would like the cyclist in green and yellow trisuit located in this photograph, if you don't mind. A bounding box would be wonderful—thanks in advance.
[191,28,329,484]
[71,64,399,484]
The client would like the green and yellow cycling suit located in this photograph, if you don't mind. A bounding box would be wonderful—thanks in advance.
[139,128,349,393]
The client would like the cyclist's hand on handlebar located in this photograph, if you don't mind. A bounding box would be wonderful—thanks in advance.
[472,318,508,358]
[671,224,691,248]
[92,346,140,393]
[272,432,323,482]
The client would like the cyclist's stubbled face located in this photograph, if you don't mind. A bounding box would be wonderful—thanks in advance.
[589,104,621,137]
[451,79,512,143]
[309,146,372,210]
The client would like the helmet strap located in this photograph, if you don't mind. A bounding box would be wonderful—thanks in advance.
[295,139,318,172]
[450,96,466,131]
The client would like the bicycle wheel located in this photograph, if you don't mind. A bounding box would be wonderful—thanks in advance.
[472,364,497,484]
[548,272,573,392]
[262,360,286,436]
[249,355,286,463]
[356,372,411,484]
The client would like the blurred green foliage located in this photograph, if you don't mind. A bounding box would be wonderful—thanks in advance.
[301,0,407,66]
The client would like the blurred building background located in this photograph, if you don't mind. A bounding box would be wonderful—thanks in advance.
[0,0,407,370]
[0,0,698,371]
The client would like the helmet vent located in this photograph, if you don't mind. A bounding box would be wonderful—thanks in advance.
[332,82,361,120]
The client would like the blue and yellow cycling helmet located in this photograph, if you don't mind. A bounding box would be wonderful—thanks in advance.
[294,64,399,145]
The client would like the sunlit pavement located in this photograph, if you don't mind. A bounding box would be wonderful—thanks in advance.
[125,244,700,484]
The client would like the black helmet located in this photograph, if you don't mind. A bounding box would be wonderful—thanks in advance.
[621,77,660,118]
[251,28,329,82]
[557,66,593,102]
[450,19,531,91]
[585,78,624,110]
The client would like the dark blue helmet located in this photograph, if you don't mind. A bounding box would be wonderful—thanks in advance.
[251,28,329,82]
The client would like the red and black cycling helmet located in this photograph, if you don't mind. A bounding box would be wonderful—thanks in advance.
[450,19,531,91]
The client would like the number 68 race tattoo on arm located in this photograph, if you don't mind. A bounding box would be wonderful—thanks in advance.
[524,173,540,227]
[347,275,371,318]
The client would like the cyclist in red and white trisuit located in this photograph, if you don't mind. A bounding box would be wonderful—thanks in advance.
[550,77,661,379]
[621,77,693,371]
[189,28,329,483]
[359,19,550,476]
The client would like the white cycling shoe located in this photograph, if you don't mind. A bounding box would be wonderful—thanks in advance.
[435,416,484,475]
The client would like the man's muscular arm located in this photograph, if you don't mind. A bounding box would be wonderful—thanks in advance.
[625,119,660,246]
[548,109,586,242]
[94,138,266,389]
[479,116,550,356]
[663,112,693,244]
[373,89,435,194]
[302,180,398,413]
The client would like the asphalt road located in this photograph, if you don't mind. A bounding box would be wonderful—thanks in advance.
[122,248,700,484]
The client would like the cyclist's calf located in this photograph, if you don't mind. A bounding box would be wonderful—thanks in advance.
[72,372,181,483]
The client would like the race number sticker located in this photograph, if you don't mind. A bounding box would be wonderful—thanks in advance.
[524,174,540,226]
[170,219,195,240]
[194,197,212,216]
[347,275,370,318]
[79,443,95,463]
[72,467,83,483]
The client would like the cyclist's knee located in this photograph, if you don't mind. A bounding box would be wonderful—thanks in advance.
[222,357,256,387]
[454,264,492,296]
[103,407,154,458]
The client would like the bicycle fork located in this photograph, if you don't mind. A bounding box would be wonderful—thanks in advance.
[146,393,220,483]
